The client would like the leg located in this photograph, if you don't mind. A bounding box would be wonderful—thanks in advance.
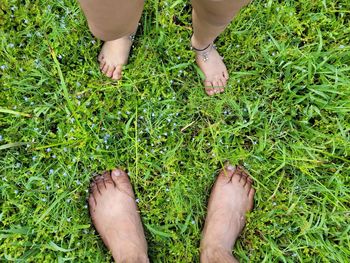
[191,0,250,95]
[200,164,255,263]
[88,170,149,263]
[78,0,144,80]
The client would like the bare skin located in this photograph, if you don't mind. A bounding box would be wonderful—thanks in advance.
[191,35,229,96]
[88,164,254,263]
[88,169,149,263]
[98,34,228,96]
[98,37,133,80]
[200,164,255,263]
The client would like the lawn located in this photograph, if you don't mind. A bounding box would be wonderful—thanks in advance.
[1,0,349,262]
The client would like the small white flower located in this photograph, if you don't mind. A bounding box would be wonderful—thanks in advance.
[46,148,51,152]
[49,169,54,175]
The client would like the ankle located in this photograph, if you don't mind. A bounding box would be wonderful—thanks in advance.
[191,34,212,51]
[200,245,237,263]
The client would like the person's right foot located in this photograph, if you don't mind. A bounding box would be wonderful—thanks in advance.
[88,169,149,262]
[200,164,255,263]
[98,36,133,80]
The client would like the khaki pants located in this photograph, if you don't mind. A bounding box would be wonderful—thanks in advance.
[79,0,250,43]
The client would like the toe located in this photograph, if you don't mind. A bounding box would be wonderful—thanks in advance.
[106,65,116,78]
[217,163,236,183]
[244,177,252,191]
[111,169,135,198]
[94,175,108,193]
[112,65,123,80]
[98,53,104,62]
[240,173,248,186]
[212,80,221,94]
[219,78,226,88]
[223,69,229,80]
[99,60,106,70]
[205,88,215,96]
[102,64,109,74]
[231,167,242,183]
[204,80,215,96]
[88,193,97,210]
[218,79,225,93]
[248,188,255,211]
[237,171,248,185]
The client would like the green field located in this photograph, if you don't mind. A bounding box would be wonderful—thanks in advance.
[1,0,349,262]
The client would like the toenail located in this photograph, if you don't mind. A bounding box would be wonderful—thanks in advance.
[112,169,121,177]
[226,165,236,171]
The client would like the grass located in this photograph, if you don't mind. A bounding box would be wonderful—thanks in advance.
[1,0,350,262]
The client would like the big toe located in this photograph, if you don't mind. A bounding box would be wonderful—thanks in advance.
[217,163,236,183]
[105,65,116,78]
[204,80,215,96]
[112,65,123,80]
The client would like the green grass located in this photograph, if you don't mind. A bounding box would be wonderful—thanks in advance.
[1,0,350,262]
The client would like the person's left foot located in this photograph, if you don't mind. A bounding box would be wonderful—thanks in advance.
[200,164,255,263]
[191,35,229,96]
[88,169,149,262]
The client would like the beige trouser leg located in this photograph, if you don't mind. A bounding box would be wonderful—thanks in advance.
[191,0,251,48]
[78,0,144,41]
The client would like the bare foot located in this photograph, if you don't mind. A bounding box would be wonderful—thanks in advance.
[191,35,229,96]
[200,164,255,263]
[98,36,133,80]
[88,169,149,262]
